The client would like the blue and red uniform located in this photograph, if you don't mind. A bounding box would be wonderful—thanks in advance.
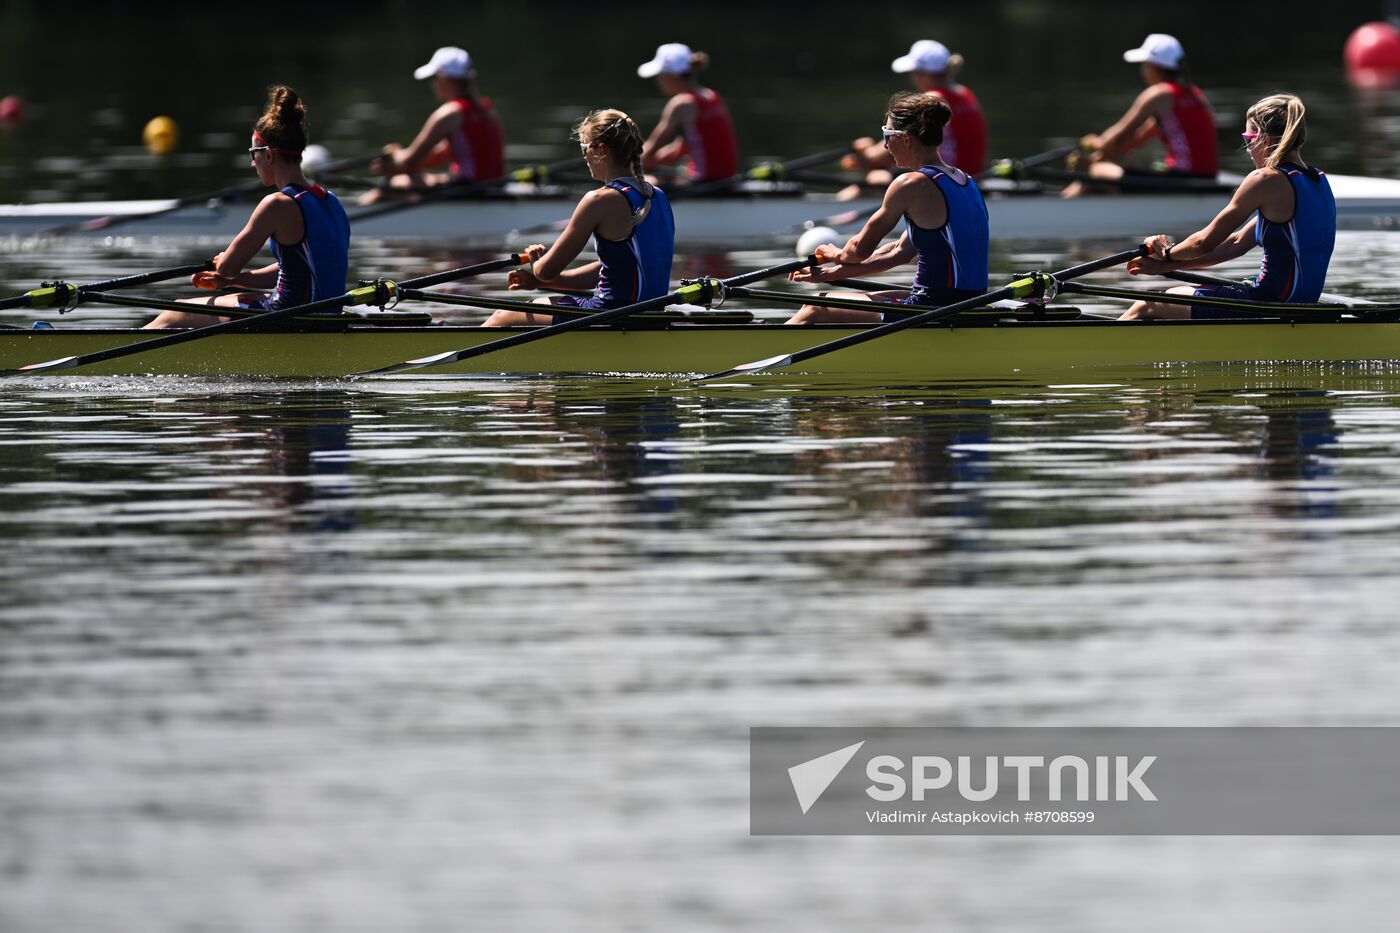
[257,183,351,311]
[1191,163,1335,318]
[889,166,988,319]
[555,179,675,312]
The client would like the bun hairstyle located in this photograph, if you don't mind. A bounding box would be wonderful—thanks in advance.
[575,109,646,181]
[1246,93,1307,169]
[687,50,710,74]
[944,52,965,80]
[253,84,308,156]
[886,91,952,147]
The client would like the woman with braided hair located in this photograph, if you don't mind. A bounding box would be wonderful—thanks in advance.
[1120,94,1335,320]
[146,85,350,328]
[483,110,675,327]
[785,92,988,325]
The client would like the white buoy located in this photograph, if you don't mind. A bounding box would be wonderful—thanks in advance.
[302,144,332,175]
[796,225,839,259]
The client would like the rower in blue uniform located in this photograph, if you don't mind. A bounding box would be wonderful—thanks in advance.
[484,109,675,326]
[1121,93,1336,319]
[785,91,989,324]
[146,85,350,328]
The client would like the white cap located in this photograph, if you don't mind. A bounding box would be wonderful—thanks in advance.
[414,47,473,80]
[891,39,951,74]
[1123,33,1185,69]
[637,43,693,78]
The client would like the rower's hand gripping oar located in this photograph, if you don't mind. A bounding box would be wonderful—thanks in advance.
[351,257,819,377]
[0,254,532,377]
[694,246,1147,382]
[0,262,215,313]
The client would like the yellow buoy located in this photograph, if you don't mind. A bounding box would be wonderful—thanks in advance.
[142,115,179,155]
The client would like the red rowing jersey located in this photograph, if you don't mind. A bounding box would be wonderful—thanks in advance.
[448,97,506,182]
[1150,82,1218,176]
[679,88,739,181]
[930,85,988,175]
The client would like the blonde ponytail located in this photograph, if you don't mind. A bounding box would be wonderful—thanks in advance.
[1246,93,1307,169]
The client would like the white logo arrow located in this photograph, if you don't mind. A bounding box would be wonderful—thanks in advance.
[788,741,866,814]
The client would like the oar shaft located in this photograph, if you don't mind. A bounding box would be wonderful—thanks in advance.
[354,258,816,375]
[348,157,587,223]
[0,262,214,312]
[3,255,527,376]
[697,247,1145,380]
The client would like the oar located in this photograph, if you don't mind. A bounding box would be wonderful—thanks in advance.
[1024,167,1232,193]
[0,262,214,312]
[976,144,1080,183]
[1152,268,1371,307]
[41,152,380,236]
[352,257,816,376]
[1057,280,1373,317]
[786,144,1083,239]
[694,246,1145,382]
[348,157,587,224]
[1,254,530,377]
[744,147,857,181]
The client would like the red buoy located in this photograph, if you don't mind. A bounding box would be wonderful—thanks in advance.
[1346,21,1400,88]
[0,95,23,126]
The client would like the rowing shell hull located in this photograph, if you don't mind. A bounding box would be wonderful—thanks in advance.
[6,319,1400,378]
[4,174,1400,243]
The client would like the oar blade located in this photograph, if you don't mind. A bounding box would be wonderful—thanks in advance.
[693,353,795,383]
[1,355,82,377]
[352,349,465,377]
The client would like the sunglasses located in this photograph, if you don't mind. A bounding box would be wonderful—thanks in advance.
[881,126,907,141]
[248,145,271,156]
[1239,132,1260,150]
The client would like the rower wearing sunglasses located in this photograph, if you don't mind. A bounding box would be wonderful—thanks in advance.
[785,92,988,324]
[145,86,350,329]
[1120,94,1335,320]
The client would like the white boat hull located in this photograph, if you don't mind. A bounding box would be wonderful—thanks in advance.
[3,173,1399,244]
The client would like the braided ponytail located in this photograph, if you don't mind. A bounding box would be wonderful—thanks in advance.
[574,109,646,181]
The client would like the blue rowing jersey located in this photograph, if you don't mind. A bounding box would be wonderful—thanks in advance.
[1251,163,1335,303]
[268,184,351,310]
[592,179,675,306]
[906,166,989,297]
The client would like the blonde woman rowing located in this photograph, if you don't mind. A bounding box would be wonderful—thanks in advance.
[1121,94,1334,320]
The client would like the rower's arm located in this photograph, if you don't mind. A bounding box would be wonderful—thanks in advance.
[528,191,607,284]
[210,195,293,288]
[823,232,916,278]
[385,104,460,173]
[1162,172,1270,266]
[836,174,918,263]
[1094,86,1167,160]
[642,97,695,169]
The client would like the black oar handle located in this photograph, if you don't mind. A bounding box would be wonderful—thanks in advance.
[0,262,215,312]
